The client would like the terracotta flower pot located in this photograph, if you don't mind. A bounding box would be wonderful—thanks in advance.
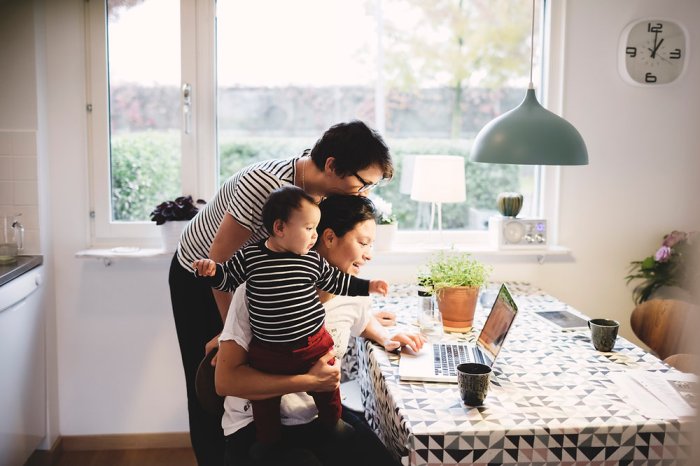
[436,286,480,332]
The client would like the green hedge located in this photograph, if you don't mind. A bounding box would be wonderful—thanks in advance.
[110,133,521,227]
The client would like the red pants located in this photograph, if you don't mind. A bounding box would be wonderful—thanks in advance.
[248,326,341,444]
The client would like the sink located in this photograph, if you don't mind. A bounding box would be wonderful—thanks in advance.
[0,255,43,287]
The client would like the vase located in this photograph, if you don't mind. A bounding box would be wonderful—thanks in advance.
[373,223,397,252]
[436,286,480,332]
[159,221,188,252]
[496,192,523,217]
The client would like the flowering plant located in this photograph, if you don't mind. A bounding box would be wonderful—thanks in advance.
[150,195,205,225]
[626,230,699,304]
[369,194,397,225]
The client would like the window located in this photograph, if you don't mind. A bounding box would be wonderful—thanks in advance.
[88,0,547,242]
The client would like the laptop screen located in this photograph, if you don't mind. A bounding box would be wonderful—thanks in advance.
[477,284,518,362]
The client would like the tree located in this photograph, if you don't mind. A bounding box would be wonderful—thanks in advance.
[381,0,532,138]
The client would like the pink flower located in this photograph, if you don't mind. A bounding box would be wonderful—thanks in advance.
[655,245,672,262]
[663,230,687,248]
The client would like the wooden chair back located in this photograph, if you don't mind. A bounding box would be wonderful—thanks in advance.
[663,353,697,373]
[630,299,697,360]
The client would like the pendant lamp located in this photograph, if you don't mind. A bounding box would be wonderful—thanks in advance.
[470,0,588,166]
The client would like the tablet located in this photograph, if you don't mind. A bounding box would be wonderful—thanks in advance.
[534,309,589,331]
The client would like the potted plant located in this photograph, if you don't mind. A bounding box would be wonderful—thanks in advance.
[150,195,206,251]
[369,194,398,252]
[420,252,491,332]
[626,230,698,304]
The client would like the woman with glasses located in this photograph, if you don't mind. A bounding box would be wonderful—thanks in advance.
[168,120,393,466]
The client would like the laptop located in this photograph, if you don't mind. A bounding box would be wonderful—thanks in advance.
[399,284,518,383]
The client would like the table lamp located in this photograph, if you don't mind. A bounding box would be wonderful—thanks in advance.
[410,155,466,232]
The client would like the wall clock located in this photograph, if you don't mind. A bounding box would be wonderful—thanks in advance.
[619,19,688,85]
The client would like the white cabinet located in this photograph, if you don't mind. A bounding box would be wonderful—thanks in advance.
[0,266,45,466]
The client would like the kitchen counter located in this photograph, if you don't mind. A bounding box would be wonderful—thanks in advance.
[0,255,43,287]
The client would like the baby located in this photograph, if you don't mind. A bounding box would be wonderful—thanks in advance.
[192,185,388,458]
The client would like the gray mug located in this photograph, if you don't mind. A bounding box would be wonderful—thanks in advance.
[588,318,619,352]
[457,363,491,406]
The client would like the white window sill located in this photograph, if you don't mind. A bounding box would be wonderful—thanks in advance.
[75,244,571,266]
[75,247,174,266]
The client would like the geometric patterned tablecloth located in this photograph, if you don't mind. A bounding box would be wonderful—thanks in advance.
[355,282,695,466]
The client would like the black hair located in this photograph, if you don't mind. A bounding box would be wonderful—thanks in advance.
[309,120,393,180]
[316,195,377,239]
[262,186,318,234]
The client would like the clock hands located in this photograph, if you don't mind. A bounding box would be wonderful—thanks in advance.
[648,36,664,59]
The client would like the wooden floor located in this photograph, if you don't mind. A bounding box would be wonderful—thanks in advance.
[52,448,197,466]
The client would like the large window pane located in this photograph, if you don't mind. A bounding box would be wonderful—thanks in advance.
[106,0,182,221]
[216,0,542,231]
[375,0,542,230]
[216,0,377,179]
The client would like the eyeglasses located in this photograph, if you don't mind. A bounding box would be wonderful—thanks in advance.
[353,172,387,193]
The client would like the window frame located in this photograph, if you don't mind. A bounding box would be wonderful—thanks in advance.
[86,0,562,249]
[86,0,216,243]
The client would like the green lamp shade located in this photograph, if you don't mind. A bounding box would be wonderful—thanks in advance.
[471,89,588,165]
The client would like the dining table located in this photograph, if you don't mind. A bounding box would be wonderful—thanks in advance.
[345,282,695,466]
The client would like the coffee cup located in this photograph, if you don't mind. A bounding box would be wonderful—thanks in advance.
[588,318,619,352]
[457,363,491,406]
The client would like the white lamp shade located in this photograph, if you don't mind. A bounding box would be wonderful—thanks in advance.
[409,155,466,203]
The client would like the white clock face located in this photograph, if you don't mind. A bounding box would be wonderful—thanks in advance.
[620,19,687,85]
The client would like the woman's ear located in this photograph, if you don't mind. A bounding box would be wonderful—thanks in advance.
[321,228,336,248]
[324,157,336,175]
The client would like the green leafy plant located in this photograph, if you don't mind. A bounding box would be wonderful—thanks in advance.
[150,195,205,225]
[419,252,491,294]
[626,230,699,304]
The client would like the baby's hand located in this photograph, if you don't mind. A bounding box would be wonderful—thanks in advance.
[192,259,217,277]
[369,280,389,296]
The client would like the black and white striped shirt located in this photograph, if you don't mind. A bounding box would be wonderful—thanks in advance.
[176,156,301,271]
[207,241,370,343]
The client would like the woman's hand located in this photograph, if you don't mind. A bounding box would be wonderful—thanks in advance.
[307,351,341,392]
[373,310,396,327]
[383,332,427,353]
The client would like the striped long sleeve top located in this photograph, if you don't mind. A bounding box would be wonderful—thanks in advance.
[205,240,370,343]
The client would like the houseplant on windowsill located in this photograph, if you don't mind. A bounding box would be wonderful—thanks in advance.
[150,195,206,252]
[420,252,492,332]
[626,230,699,304]
[370,194,398,252]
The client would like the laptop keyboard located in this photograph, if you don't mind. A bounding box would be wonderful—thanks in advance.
[433,343,485,376]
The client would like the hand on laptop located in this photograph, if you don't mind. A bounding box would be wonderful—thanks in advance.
[384,332,427,353]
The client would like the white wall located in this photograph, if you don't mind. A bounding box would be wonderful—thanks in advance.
[3,0,699,438]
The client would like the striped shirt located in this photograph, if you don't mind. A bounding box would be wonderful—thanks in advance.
[176,156,302,271]
[206,241,370,343]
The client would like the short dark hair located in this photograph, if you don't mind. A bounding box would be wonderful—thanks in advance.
[316,195,377,239]
[262,186,318,234]
[309,120,393,180]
